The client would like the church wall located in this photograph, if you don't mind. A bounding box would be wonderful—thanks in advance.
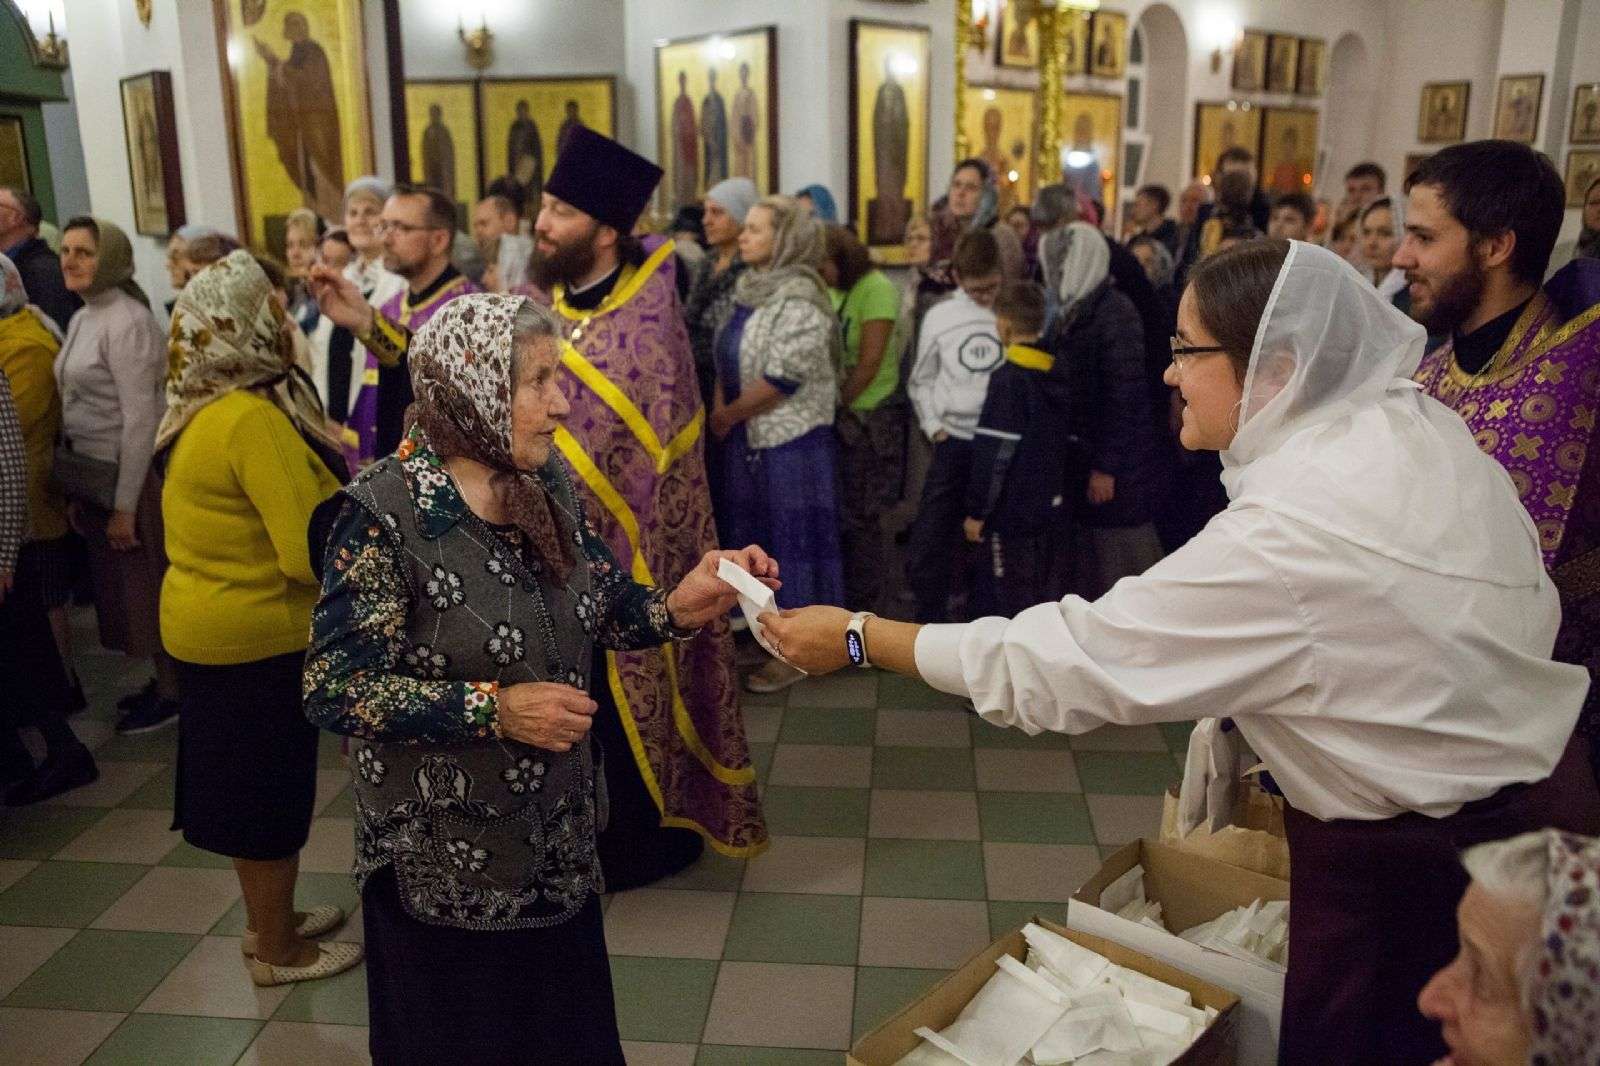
[41,76,89,221]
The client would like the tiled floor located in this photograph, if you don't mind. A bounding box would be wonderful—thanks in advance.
[0,617,1189,1064]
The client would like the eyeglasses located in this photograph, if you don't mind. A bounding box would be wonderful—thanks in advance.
[375,220,444,237]
[1169,337,1229,370]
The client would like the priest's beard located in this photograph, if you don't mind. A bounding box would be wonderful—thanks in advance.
[530,224,600,291]
[1407,249,1486,336]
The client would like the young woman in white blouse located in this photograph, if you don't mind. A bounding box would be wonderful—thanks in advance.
[763,239,1600,1064]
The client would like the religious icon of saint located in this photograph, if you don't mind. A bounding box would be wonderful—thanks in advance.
[136,99,163,206]
[732,62,759,181]
[672,70,700,208]
[1502,84,1536,141]
[1269,126,1303,194]
[1428,89,1459,141]
[1095,26,1114,74]
[980,107,1016,211]
[868,55,911,244]
[421,103,456,203]
[1581,96,1600,140]
[701,68,729,187]
[256,11,345,221]
[557,100,585,156]
[1007,12,1031,59]
[507,100,544,204]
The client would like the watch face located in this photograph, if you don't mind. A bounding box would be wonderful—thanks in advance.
[846,629,865,666]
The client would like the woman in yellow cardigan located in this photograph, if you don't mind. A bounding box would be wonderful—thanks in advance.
[159,251,362,987]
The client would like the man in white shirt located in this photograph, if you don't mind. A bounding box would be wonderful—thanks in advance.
[905,229,1005,622]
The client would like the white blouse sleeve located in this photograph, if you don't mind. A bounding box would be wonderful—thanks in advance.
[915,509,1319,735]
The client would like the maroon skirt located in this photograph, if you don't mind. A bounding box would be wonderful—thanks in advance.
[1278,734,1600,1064]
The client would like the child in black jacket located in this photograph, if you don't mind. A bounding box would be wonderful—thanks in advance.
[963,281,1077,619]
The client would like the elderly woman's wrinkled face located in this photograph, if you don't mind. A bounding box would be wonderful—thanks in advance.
[738,205,777,269]
[166,236,190,289]
[1418,884,1538,1066]
[702,199,741,249]
[510,335,570,470]
[1164,287,1245,451]
[60,227,99,294]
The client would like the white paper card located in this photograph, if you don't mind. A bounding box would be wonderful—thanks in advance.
[913,961,1066,1066]
[716,558,806,673]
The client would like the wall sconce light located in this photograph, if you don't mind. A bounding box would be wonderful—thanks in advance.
[1198,8,1242,75]
[458,13,494,71]
[19,0,68,68]
[971,0,999,54]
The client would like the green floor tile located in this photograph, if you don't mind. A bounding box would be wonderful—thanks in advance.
[319,785,356,818]
[876,674,972,712]
[4,928,196,1011]
[697,1048,843,1066]
[778,706,876,746]
[657,849,747,893]
[722,893,860,965]
[760,787,870,837]
[0,861,148,927]
[210,872,362,937]
[86,1014,262,1066]
[0,805,107,860]
[853,966,948,1040]
[1073,751,1183,795]
[1160,720,1196,754]
[786,672,879,708]
[749,742,775,783]
[273,959,369,1025]
[987,900,1072,939]
[977,792,1095,844]
[871,747,975,790]
[318,732,350,769]
[157,840,236,869]
[118,771,175,810]
[739,685,789,708]
[610,955,719,1043]
[863,839,987,899]
[969,717,1075,749]
[94,730,178,764]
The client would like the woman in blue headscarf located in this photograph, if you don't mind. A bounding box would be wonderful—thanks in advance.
[795,184,839,223]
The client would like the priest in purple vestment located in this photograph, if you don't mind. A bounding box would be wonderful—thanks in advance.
[529,127,766,885]
[1401,141,1600,783]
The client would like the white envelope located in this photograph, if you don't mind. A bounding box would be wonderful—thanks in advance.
[716,558,807,674]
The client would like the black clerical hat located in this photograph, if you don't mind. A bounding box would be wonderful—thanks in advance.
[545,126,663,234]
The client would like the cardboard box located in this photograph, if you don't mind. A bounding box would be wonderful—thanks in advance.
[1067,839,1289,1066]
[847,916,1240,1066]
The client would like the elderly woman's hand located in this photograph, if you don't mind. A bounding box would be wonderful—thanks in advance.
[665,546,781,630]
[757,606,853,675]
[496,682,598,753]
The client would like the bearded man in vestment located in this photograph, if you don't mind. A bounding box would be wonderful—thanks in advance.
[1403,142,1600,784]
[257,11,345,221]
[529,127,766,885]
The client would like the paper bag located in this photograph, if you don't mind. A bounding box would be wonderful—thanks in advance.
[1160,780,1289,882]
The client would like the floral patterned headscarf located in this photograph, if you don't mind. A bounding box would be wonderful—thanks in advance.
[1528,830,1600,1064]
[157,250,334,454]
[406,292,573,576]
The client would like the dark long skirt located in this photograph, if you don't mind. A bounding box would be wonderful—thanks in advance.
[722,424,845,610]
[1278,733,1600,1064]
[172,651,318,861]
[79,469,166,657]
[361,868,625,1066]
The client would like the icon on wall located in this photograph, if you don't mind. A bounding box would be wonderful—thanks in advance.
[1193,101,1262,180]
[1088,10,1128,80]
[963,84,1037,214]
[1232,30,1268,94]
[1493,74,1544,144]
[1261,106,1319,196]
[1418,81,1470,144]
[849,19,931,264]
[654,27,779,215]
[1571,84,1600,145]
[119,70,186,237]
[1265,35,1299,95]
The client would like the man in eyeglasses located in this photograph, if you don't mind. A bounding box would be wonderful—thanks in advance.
[310,184,480,460]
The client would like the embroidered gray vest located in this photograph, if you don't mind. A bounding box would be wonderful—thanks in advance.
[341,456,605,930]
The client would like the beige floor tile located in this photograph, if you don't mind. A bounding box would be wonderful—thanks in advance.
[701,961,855,1049]
[313,770,351,816]
[767,744,873,788]
[621,1040,698,1065]
[973,748,1081,793]
[335,907,365,944]
[858,897,992,969]
[92,866,241,934]
[1070,725,1171,752]
[602,889,735,959]
[42,760,164,808]
[0,927,77,998]
[741,836,865,895]
[742,704,783,744]
[73,718,117,753]
[868,789,981,840]
[0,859,38,893]
[983,842,1103,902]
[236,1020,371,1065]
[875,709,972,748]
[137,935,293,1018]
[52,808,178,864]
[1085,793,1167,847]
[298,818,356,874]
[0,1006,126,1066]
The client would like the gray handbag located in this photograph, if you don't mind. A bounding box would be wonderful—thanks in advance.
[50,441,119,511]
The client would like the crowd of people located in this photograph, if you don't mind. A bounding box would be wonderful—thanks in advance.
[0,127,1597,1063]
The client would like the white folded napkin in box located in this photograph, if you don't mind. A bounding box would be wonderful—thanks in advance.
[914,955,1067,1066]
[1023,922,1113,990]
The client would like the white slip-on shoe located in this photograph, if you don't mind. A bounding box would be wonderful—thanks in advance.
[245,941,364,988]
[240,904,347,957]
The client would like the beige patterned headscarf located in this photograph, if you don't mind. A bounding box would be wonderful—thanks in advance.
[157,250,335,454]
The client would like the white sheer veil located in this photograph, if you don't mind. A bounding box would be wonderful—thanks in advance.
[1218,240,1544,587]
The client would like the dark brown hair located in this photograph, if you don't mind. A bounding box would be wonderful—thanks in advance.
[1404,140,1565,285]
[1185,237,1290,382]
[823,224,874,291]
[392,183,458,232]
[994,281,1046,338]
[952,229,1001,279]
[186,232,243,268]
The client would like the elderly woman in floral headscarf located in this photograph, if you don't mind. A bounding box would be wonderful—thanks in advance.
[303,292,776,1064]
[158,250,358,988]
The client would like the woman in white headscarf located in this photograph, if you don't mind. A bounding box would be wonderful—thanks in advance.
[763,239,1600,1063]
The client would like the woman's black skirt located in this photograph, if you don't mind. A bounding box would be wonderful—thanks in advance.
[172,651,319,861]
[361,868,625,1065]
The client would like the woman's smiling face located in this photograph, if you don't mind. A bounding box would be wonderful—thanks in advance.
[1164,286,1246,451]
